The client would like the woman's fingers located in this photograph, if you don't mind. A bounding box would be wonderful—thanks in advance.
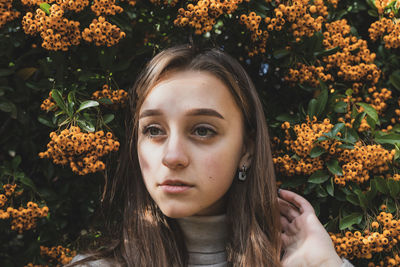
[278,197,301,222]
[278,189,315,214]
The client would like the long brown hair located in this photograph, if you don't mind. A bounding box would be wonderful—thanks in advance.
[69,44,282,267]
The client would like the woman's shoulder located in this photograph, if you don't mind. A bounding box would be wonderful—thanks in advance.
[68,254,118,267]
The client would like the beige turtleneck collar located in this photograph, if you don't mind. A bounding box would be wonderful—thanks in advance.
[176,214,228,267]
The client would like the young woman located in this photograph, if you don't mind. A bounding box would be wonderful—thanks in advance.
[69,45,354,266]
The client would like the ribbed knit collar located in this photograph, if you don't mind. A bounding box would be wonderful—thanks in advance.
[176,214,228,266]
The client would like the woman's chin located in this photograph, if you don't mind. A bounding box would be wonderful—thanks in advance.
[159,206,195,218]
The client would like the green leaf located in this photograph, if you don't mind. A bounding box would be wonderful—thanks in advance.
[365,179,377,201]
[281,176,307,188]
[366,0,377,9]
[77,119,95,132]
[327,159,343,176]
[39,3,51,15]
[389,70,400,91]
[307,99,317,119]
[326,177,334,196]
[309,146,326,158]
[345,89,354,96]
[76,100,99,113]
[337,144,355,149]
[368,9,378,17]
[356,102,379,124]
[343,127,358,144]
[0,68,15,77]
[97,98,113,105]
[375,176,389,194]
[38,116,55,127]
[275,113,300,123]
[388,179,400,198]
[103,114,115,124]
[334,101,347,113]
[346,194,360,206]
[51,89,67,113]
[374,131,400,145]
[67,91,75,104]
[339,213,363,230]
[314,46,340,57]
[315,86,328,117]
[16,174,37,192]
[308,170,330,184]
[352,111,366,130]
[366,115,376,130]
[355,190,369,209]
[316,184,328,197]
[331,123,345,137]
[0,100,17,118]
[273,49,290,59]
[11,155,21,170]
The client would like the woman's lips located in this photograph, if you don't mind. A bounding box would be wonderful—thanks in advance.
[159,184,193,193]
[159,180,193,193]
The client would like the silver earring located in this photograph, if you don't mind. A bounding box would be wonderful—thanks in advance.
[238,164,247,181]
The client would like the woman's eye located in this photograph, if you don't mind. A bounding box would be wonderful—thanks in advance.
[142,126,163,138]
[193,126,216,138]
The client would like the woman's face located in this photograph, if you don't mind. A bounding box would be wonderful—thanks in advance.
[137,70,252,218]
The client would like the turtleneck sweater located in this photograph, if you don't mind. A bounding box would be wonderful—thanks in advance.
[176,214,228,267]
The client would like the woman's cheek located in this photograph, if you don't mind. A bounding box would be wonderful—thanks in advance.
[137,142,153,178]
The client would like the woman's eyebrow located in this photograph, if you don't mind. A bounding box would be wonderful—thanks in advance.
[139,108,225,120]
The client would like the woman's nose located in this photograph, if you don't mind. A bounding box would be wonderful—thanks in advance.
[161,131,189,169]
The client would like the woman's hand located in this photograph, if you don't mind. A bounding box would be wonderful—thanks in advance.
[278,189,344,267]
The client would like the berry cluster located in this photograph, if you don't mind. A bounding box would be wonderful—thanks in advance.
[0,183,47,233]
[91,0,123,16]
[21,0,89,13]
[0,0,20,28]
[5,202,49,233]
[174,0,246,35]
[279,0,326,42]
[273,117,339,176]
[330,212,400,263]
[285,63,333,87]
[281,117,341,158]
[92,84,128,109]
[239,12,266,44]
[82,16,126,47]
[40,91,57,112]
[369,17,400,49]
[0,183,17,208]
[22,6,81,51]
[38,126,119,175]
[374,0,395,15]
[40,245,76,266]
[322,19,379,84]
[273,154,324,176]
[241,1,328,56]
[334,141,395,186]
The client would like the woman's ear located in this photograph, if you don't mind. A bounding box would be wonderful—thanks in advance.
[239,135,255,168]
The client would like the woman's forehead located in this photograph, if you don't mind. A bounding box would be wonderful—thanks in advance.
[139,70,242,119]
